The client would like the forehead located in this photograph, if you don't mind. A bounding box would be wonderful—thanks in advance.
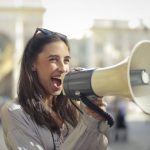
[40,41,70,56]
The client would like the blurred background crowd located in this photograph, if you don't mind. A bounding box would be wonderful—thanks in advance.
[0,0,150,150]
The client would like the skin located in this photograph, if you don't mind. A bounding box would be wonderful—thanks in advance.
[33,41,70,98]
[33,40,106,121]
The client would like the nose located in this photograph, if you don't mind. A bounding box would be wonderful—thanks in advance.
[58,61,68,73]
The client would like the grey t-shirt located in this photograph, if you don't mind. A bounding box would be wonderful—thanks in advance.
[1,100,109,150]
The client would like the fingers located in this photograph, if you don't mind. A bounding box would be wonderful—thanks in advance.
[84,98,107,121]
[85,107,105,120]
[70,67,86,72]
[92,99,107,111]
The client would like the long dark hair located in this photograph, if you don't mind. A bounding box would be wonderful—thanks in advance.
[18,28,78,135]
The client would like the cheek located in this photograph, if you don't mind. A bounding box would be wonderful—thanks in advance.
[36,65,53,82]
[36,70,49,84]
[66,64,70,72]
[37,62,55,75]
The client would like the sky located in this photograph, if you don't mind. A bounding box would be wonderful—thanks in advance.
[43,0,150,39]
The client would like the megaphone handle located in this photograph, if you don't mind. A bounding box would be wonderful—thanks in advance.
[80,95,114,127]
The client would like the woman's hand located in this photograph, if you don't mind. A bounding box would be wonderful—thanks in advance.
[84,97,107,121]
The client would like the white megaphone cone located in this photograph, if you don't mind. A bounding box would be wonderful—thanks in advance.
[62,40,150,115]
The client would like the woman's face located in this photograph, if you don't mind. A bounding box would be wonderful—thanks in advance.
[33,41,70,96]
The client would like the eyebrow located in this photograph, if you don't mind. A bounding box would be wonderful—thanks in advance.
[48,55,71,59]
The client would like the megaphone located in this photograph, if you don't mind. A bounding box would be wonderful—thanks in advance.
[62,40,150,115]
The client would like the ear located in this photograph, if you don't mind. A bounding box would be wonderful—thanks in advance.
[31,63,37,71]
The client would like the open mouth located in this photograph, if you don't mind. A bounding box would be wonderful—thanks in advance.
[51,77,62,87]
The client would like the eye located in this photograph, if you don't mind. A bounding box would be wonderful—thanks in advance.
[64,58,70,64]
[49,57,58,62]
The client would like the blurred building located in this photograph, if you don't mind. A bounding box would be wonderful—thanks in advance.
[0,0,45,99]
[70,19,150,68]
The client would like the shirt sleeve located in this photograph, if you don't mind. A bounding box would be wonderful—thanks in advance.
[60,113,109,150]
[1,102,45,150]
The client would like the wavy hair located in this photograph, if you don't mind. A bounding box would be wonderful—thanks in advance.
[18,29,78,135]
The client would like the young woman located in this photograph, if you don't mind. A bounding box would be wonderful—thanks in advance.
[1,28,109,150]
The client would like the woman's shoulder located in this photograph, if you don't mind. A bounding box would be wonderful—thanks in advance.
[1,99,30,125]
[3,98,20,107]
[1,99,37,133]
[1,99,22,115]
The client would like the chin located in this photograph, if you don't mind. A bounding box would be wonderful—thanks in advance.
[51,90,62,96]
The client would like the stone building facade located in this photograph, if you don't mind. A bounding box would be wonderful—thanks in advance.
[70,19,150,68]
[0,0,45,98]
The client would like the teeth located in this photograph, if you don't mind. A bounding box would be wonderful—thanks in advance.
[53,78,60,80]
[52,77,61,79]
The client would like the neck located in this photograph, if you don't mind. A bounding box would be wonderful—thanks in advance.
[44,95,54,108]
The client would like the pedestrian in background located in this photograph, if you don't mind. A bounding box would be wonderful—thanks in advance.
[115,99,128,141]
